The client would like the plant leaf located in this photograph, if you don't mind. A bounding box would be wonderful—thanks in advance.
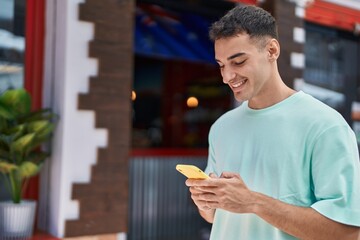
[0,161,17,174]
[0,103,14,119]
[26,123,54,155]
[19,109,56,123]
[35,123,54,140]
[27,120,51,134]
[5,124,26,140]
[10,133,36,160]
[0,89,31,117]
[19,161,40,178]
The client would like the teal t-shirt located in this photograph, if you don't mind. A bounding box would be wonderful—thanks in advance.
[205,91,360,240]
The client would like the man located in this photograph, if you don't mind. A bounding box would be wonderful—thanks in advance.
[185,5,360,240]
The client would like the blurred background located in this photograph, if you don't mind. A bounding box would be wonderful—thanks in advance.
[0,0,359,239]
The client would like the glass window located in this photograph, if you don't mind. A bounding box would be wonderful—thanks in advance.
[132,3,234,149]
[0,0,26,93]
[132,56,232,149]
[303,23,359,126]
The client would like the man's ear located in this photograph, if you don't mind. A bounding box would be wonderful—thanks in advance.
[267,38,280,61]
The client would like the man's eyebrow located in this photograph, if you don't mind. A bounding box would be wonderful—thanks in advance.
[215,52,246,63]
[227,52,245,60]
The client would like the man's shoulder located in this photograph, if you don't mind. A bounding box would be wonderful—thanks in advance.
[290,92,352,139]
[208,106,242,137]
[296,92,346,123]
[212,105,242,125]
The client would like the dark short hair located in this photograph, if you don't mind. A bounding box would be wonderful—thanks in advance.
[209,5,278,42]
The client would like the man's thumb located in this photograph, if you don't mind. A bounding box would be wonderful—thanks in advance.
[209,172,218,178]
[220,172,239,179]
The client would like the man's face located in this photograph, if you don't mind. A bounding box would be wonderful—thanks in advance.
[214,34,273,103]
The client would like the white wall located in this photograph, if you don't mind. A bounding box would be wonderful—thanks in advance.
[41,0,108,237]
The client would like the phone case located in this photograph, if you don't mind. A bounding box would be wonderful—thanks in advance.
[176,164,209,179]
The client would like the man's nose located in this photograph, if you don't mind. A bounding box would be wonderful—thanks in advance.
[222,67,236,84]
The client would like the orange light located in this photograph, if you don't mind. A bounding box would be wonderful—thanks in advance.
[131,91,136,101]
[187,96,199,108]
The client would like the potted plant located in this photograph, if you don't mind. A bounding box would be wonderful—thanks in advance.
[0,88,56,238]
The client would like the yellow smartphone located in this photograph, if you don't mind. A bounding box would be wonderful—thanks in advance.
[176,164,209,179]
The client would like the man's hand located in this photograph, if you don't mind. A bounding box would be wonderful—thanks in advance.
[186,172,256,214]
[207,172,255,213]
[185,173,217,211]
[185,173,219,223]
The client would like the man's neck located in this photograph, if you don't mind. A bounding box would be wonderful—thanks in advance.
[248,79,296,110]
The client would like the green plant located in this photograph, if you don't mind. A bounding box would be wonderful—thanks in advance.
[0,88,56,203]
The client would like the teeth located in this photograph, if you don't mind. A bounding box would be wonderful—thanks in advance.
[231,80,245,88]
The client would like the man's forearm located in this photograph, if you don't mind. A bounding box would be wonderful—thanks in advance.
[252,192,360,240]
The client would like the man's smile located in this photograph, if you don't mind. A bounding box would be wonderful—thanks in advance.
[229,79,247,90]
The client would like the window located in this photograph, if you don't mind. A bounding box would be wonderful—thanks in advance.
[132,56,232,148]
[132,3,234,149]
[303,23,359,126]
[0,0,26,92]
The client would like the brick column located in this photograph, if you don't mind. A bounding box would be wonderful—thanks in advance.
[262,0,305,88]
[64,0,134,237]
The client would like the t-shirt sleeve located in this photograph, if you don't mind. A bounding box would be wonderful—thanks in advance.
[310,125,360,226]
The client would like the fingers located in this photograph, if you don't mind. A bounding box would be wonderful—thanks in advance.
[189,186,216,195]
[190,192,219,210]
[189,186,202,194]
[185,178,216,188]
[209,172,218,178]
[195,200,216,211]
[220,171,240,179]
[205,201,218,210]
[186,172,219,187]
[186,172,244,189]
[185,172,240,191]
[190,188,217,200]
[185,171,249,213]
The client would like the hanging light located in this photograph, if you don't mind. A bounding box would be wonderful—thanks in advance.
[187,96,199,108]
[131,90,136,101]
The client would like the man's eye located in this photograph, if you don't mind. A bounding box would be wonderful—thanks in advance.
[234,60,246,65]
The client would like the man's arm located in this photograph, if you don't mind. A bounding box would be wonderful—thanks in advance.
[187,172,360,240]
[252,191,360,240]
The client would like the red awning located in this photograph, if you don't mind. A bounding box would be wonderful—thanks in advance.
[306,0,360,33]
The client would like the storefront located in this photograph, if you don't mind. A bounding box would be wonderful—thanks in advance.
[301,0,360,140]
[130,1,360,239]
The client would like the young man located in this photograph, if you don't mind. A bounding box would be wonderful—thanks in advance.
[185,5,360,240]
